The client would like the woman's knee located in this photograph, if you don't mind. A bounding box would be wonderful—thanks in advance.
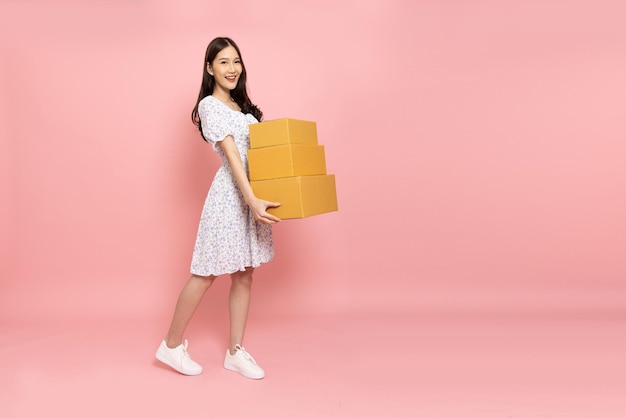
[191,274,215,289]
[231,269,253,287]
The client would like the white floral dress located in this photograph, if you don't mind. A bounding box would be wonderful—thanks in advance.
[190,95,273,276]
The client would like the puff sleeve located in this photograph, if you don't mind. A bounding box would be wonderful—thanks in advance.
[198,97,233,149]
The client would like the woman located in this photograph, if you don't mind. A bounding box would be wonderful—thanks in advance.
[155,37,280,380]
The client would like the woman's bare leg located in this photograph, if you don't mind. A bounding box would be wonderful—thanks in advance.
[165,274,215,348]
[228,268,254,354]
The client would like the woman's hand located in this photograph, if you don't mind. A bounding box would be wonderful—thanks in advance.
[248,197,281,224]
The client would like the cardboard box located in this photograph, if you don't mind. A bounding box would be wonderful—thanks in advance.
[248,144,327,181]
[249,118,318,149]
[251,175,338,219]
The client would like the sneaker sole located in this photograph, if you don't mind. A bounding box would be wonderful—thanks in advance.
[156,351,202,376]
[223,362,265,379]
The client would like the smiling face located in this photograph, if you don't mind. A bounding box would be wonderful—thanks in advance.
[207,45,242,97]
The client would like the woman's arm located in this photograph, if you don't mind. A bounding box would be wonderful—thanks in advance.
[219,135,281,224]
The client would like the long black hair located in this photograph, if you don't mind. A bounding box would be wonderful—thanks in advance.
[191,37,263,140]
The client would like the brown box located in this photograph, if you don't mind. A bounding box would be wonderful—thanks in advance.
[248,144,326,181]
[249,118,318,149]
[251,175,338,219]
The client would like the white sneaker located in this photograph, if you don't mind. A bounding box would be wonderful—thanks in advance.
[155,340,203,376]
[223,344,265,379]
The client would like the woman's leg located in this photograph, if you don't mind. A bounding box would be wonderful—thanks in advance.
[223,268,265,379]
[228,268,254,354]
[165,274,215,348]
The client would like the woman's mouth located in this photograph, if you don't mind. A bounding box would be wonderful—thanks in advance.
[226,75,237,83]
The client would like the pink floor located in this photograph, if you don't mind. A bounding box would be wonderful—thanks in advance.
[2,310,625,418]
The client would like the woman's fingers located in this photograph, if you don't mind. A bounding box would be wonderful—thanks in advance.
[263,201,281,222]
[250,198,281,224]
[255,208,280,224]
[263,211,281,223]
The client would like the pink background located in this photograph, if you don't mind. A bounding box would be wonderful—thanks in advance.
[2,1,626,417]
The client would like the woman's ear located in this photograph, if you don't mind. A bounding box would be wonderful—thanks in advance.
[206,63,213,76]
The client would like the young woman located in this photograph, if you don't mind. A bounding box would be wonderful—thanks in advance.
[155,37,280,380]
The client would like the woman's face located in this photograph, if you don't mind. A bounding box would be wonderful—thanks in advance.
[208,45,242,95]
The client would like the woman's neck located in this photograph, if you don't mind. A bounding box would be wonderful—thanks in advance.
[212,89,232,104]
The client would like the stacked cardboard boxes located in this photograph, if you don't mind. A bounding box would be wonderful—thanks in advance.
[248,118,338,219]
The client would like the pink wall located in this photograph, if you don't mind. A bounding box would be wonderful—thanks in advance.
[2,1,625,321]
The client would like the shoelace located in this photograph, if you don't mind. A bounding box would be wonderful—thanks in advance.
[235,344,257,364]
[181,340,191,359]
